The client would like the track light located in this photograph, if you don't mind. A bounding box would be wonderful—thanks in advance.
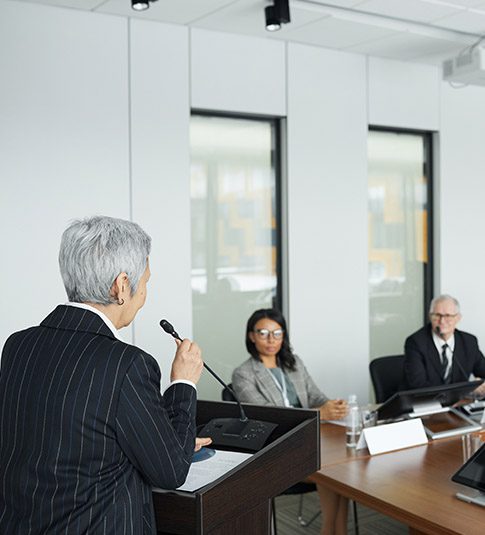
[265,6,281,32]
[265,0,291,32]
[131,0,157,11]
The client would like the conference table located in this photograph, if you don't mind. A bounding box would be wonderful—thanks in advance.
[309,423,485,535]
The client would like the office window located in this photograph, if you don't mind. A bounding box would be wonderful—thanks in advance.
[368,129,432,360]
[190,114,281,400]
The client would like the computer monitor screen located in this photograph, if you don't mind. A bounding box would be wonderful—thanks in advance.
[452,443,485,493]
[377,380,483,421]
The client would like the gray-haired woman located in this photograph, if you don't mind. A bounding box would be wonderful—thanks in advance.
[0,215,210,534]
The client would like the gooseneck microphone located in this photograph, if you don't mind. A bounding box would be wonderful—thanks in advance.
[159,318,277,451]
[159,319,247,422]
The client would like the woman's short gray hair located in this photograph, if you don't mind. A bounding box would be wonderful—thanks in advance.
[429,294,461,315]
[59,216,152,305]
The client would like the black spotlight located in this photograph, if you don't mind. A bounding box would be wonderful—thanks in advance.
[265,0,291,32]
[131,0,158,11]
[265,6,281,32]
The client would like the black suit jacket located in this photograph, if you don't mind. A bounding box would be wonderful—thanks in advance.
[0,305,197,534]
[404,324,485,389]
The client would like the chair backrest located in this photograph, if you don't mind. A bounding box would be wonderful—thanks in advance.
[221,383,237,402]
[369,355,405,403]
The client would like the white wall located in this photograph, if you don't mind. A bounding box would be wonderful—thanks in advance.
[368,57,440,130]
[287,43,369,402]
[2,0,485,402]
[191,28,286,116]
[129,19,192,386]
[439,83,485,344]
[0,1,131,340]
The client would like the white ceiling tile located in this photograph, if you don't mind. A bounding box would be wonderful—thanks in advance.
[413,48,467,65]
[355,0,462,23]
[433,8,485,33]
[9,0,103,9]
[437,0,485,6]
[97,0,237,24]
[299,0,365,7]
[345,31,471,61]
[281,16,398,49]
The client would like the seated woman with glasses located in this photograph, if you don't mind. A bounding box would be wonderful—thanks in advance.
[232,308,348,535]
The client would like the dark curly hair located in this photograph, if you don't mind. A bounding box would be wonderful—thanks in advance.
[245,308,296,372]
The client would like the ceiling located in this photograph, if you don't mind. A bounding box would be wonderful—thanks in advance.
[9,0,485,65]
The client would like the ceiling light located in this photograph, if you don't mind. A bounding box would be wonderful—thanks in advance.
[131,0,158,11]
[265,0,291,32]
[265,6,281,32]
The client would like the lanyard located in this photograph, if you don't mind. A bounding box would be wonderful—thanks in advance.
[267,367,291,407]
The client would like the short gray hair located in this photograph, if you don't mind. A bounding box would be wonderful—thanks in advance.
[429,294,461,315]
[59,216,151,305]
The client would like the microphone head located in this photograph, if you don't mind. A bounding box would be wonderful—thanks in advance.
[160,319,182,341]
[435,325,441,335]
[159,319,174,335]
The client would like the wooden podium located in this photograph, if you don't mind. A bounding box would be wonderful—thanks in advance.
[153,400,320,534]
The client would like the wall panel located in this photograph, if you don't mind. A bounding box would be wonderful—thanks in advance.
[287,43,369,402]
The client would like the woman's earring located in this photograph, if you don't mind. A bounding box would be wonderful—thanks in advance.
[118,298,124,306]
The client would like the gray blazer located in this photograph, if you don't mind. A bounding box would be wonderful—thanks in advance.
[231,355,328,408]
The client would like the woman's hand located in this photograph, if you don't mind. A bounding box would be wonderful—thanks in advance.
[194,437,212,452]
[319,399,348,421]
[170,338,204,384]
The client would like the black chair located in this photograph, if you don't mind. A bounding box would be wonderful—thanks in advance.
[369,354,405,403]
[222,384,236,402]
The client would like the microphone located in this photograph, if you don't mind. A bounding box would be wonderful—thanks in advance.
[435,325,442,337]
[159,319,247,422]
[159,318,277,451]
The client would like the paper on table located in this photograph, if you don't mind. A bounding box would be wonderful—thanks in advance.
[153,450,253,493]
[321,419,347,426]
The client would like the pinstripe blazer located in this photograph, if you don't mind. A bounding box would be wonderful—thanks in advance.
[231,355,328,408]
[0,305,197,534]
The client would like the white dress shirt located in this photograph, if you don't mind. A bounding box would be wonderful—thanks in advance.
[432,330,454,379]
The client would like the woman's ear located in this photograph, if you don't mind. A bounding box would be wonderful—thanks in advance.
[111,272,129,301]
[248,331,255,344]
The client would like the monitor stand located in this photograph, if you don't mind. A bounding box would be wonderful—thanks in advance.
[456,489,485,507]
[410,407,481,439]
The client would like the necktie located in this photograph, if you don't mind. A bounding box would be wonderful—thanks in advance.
[441,344,449,381]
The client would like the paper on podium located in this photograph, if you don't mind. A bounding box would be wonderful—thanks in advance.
[356,419,428,455]
[154,450,253,493]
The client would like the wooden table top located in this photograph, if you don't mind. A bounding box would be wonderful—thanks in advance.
[310,423,485,535]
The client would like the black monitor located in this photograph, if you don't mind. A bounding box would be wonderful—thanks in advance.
[452,443,485,493]
[377,380,483,421]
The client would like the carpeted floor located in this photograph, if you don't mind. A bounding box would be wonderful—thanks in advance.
[274,492,408,534]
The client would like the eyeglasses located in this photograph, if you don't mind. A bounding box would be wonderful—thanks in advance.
[254,328,284,340]
[430,313,458,321]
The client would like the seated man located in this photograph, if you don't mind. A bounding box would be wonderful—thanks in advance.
[404,294,485,391]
